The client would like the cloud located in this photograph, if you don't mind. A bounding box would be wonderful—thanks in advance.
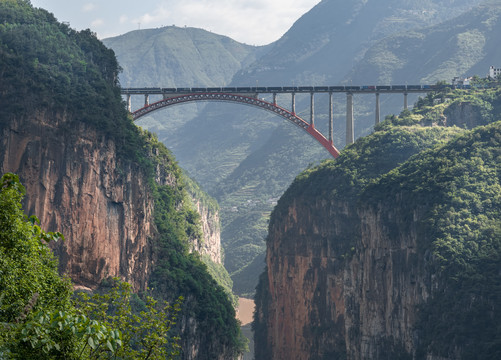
[31,0,319,44]
[119,15,129,24]
[129,0,319,45]
[91,18,104,28]
[82,3,96,12]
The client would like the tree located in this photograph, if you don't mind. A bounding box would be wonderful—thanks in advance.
[73,279,182,359]
[0,173,182,359]
[0,172,75,358]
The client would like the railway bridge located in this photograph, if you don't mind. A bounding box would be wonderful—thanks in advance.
[121,85,447,158]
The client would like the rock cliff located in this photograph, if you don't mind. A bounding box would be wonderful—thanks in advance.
[254,122,501,359]
[0,109,222,290]
[1,110,155,291]
[0,2,243,358]
[0,108,240,359]
[191,197,222,264]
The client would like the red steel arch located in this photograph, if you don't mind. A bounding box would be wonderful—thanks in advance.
[132,92,340,158]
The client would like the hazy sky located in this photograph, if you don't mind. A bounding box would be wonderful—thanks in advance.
[30,0,320,45]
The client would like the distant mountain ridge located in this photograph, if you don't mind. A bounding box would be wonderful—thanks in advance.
[349,0,501,84]
[103,26,269,139]
[233,0,484,86]
[103,26,267,87]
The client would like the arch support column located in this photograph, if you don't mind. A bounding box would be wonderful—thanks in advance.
[291,93,296,114]
[127,94,132,112]
[144,94,150,107]
[375,92,380,125]
[310,92,315,127]
[404,93,408,110]
[329,92,333,143]
[346,92,354,145]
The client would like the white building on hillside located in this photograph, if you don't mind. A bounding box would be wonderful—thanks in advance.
[452,76,471,86]
[489,66,501,79]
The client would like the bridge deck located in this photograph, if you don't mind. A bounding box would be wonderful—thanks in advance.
[120,84,459,96]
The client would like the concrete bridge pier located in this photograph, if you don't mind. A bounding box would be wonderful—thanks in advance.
[310,92,315,127]
[404,93,408,110]
[127,94,132,112]
[329,92,333,143]
[346,92,354,145]
[144,94,150,107]
[273,93,277,105]
[375,92,380,125]
[291,93,296,114]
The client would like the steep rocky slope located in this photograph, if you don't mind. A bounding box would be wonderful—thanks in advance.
[0,2,242,358]
[1,111,158,290]
[233,0,483,86]
[254,88,501,359]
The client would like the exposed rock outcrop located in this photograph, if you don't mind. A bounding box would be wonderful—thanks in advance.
[253,178,436,359]
[255,123,501,359]
[444,101,487,128]
[1,111,156,290]
[0,2,241,357]
[191,198,221,264]
[0,110,222,291]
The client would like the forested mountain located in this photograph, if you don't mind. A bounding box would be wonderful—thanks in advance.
[106,0,499,297]
[232,0,483,86]
[103,26,266,88]
[0,1,244,358]
[103,27,268,135]
[255,85,501,359]
[350,0,501,84]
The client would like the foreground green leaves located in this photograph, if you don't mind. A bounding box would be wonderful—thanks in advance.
[73,280,182,359]
[0,173,181,359]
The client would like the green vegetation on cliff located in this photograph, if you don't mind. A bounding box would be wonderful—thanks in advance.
[257,86,501,358]
[0,173,73,358]
[148,171,245,354]
[0,1,243,358]
[366,121,501,358]
[0,173,181,359]
[0,0,140,162]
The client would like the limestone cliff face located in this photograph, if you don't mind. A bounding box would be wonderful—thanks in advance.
[345,203,431,359]
[261,197,352,360]
[0,110,156,290]
[0,110,222,290]
[191,199,221,264]
[256,192,432,360]
[255,119,501,359]
[443,102,486,128]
